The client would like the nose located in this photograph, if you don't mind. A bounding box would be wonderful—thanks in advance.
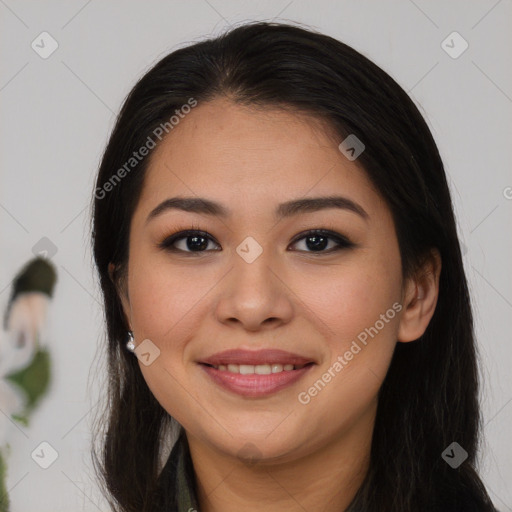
[214,248,294,332]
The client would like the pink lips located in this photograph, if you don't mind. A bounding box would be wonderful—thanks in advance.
[200,348,314,366]
[199,349,315,398]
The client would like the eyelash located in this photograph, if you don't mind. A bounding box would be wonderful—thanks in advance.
[157,223,355,255]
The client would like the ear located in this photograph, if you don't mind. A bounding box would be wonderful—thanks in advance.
[397,248,442,343]
[108,262,132,329]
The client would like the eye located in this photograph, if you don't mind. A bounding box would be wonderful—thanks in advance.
[288,229,354,253]
[158,229,220,254]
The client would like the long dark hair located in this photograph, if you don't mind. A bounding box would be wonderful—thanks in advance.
[90,21,496,511]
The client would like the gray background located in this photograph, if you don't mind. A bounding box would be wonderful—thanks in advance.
[1,1,511,510]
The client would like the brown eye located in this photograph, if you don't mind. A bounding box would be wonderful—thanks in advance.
[159,230,220,253]
[289,229,354,253]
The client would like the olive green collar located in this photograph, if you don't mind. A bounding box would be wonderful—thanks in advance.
[172,430,200,512]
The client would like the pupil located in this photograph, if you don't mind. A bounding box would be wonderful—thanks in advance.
[187,235,208,251]
[306,235,327,251]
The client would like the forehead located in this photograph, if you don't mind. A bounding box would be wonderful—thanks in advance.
[138,98,382,216]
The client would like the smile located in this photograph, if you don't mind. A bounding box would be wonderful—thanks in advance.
[198,348,316,397]
[204,362,311,374]
[200,363,314,397]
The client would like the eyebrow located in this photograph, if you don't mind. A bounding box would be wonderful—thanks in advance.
[146,195,369,224]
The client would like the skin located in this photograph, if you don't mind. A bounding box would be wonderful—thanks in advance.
[112,97,441,512]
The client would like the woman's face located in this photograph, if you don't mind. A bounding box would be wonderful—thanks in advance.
[120,97,411,463]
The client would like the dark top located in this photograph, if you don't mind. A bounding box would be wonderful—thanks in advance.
[158,428,199,512]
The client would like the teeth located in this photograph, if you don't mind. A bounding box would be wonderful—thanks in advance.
[211,363,305,374]
[239,364,254,375]
[271,364,283,373]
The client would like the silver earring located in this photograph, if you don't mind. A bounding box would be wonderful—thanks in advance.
[126,331,135,352]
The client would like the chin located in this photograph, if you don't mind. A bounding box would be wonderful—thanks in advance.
[207,428,308,465]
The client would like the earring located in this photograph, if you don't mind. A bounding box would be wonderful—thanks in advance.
[126,331,135,352]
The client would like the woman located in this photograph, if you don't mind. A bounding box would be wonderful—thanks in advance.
[90,21,497,511]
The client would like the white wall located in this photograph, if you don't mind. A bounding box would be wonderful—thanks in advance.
[1,1,510,510]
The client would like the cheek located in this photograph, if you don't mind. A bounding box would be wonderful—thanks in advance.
[126,257,210,425]
[292,250,402,408]
[294,274,400,438]
[294,257,402,350]
[127,253,209,341]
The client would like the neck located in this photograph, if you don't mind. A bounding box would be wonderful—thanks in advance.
[187,403,375,512]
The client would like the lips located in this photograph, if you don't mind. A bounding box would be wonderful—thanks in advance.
[198,348,316,397]
[199,348,315,367]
